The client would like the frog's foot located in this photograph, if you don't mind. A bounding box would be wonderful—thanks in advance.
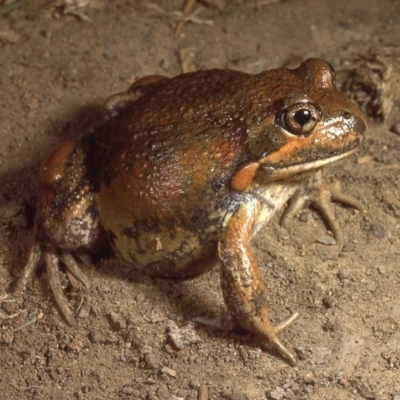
[281,169,364,242]
[258,312,299,366]
[195,311,299,366]
[15,240,90,326]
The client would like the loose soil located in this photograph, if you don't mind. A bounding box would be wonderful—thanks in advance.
[1,1,400,399]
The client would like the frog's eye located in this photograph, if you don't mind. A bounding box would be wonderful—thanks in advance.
[280,103,320,136]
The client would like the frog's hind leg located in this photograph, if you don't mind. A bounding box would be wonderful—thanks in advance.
[218,201,299,366]
[14,140,104,326]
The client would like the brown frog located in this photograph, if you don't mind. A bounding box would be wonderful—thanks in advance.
[16,59,367,366]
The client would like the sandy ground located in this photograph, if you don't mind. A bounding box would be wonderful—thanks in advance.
[1,0,400,399]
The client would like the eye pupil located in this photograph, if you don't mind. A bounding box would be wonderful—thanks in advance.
[294,109,312,126]
[280,102,320,136]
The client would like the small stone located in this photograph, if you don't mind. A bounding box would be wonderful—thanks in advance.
[140,344,153,354]
[0,26,21,44]
[1,301,18,314]
[77,307,89,319]
[198,384,209,400]
[1,327,14,344]
[269,387,285,400]
[393,395,400,400]
[167,321,202,350]
[189,379,200,389]
[370,223,386,239]
[337,270,350,281]
[160,59,170,71]
[391,121,400,135]
[121,386,136,395]
[108,311,127,330]
[302,373,315,384]
[317,235,336,245]
[142,352,162,370]
[322,296,334,308]
[81,385,90,393]
[305,384,314,395]
[156,383,169,398]
[285,388,295,399]
[161,366,177,378]
[377,266,386,275]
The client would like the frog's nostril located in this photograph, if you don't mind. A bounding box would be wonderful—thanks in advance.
[341,110,352,120]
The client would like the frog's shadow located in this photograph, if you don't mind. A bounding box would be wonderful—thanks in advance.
[93,250,223,317]
[90,252,291,364]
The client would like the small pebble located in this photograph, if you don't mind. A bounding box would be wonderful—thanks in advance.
[391,121,400,135]
[269,387,285,400]
[121,386,136,395]
[1,301,18,314]
[0,327,14,344]
[370,223,387,239]
[78,307,89,319]
[198,384,209,400]
[337,270,350,281]
[88,330,101,344]
[317,235,336,245]
[167,321,202,350]
[81,385,90,394]
[156,383,169,398]
[377,266,387,275]
[161,366,177,378]
[143,352,162,370]
[140,344,153,354]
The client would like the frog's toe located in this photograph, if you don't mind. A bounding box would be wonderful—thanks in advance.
[261,312,299,366]
[281,170,364,243]
[267,336,297,367]
[44,249,76,326]
[59,252,91,289]
[16,240,90,326]
[274,311,299,333]
[46,245,91,325]
[14,241,42,293]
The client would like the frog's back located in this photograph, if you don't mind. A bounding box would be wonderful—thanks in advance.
[94,70,266,276]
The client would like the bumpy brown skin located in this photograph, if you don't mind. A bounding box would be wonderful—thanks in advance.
[16,59,367,366]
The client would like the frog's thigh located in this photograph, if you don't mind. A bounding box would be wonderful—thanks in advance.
[218,202,298,366]
[39,140,103,251]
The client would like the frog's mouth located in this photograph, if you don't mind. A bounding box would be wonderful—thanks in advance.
[230,149,355,192]
[259,149,356,182]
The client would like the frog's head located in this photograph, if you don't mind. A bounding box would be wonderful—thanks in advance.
[231,58,367,191]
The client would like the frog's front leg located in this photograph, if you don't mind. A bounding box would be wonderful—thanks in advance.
[218,201,299,366]
[15,140,105,325]
[281,169,364,242]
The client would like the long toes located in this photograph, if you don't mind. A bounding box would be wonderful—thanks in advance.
[266,337,297,367]
[312,198,342,242]
[14,242,42,293]
[45,252,76,326]
[60,252,91,288]
[280,196,307,230]
[330,188,364,210]
[274,312,299,334]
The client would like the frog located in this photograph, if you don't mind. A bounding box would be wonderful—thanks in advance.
[15,58,367,366]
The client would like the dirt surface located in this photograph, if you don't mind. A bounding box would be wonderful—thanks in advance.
[1,1,400,399]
